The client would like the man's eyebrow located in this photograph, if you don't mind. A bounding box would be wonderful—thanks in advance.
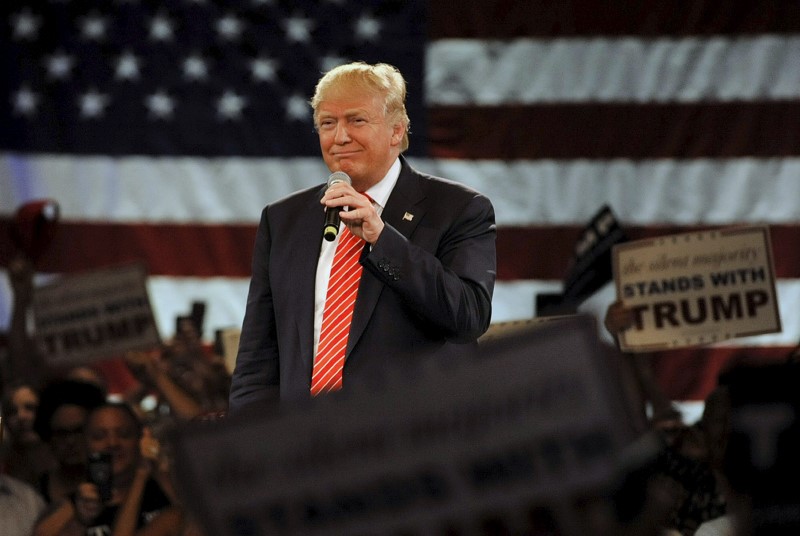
[319,108,370,117]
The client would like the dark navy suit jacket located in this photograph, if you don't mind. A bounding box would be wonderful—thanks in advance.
[229,157,497,410]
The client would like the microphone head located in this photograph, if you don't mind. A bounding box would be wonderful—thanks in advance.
[327,171,351,187]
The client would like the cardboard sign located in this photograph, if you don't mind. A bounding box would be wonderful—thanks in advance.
[32,263,161,366]
[612,226,781,352]
[538,205,627,316]
[479,315,580,342]
[172,316,636,536]
[215,327,241,374]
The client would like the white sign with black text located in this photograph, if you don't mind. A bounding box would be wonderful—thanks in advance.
[612,225,781,352]
[32,263,161,366]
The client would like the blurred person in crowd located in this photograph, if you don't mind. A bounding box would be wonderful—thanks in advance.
[64,366,110,396]
[1,380,56,486]
[4,200,61,390]
[693,385,733,536]
[114,506,204,536]
[697,362,800,536]
[124,348,205,423]
[33,378,107,504]
[604,300,728,535]
[34,401,174,536]
[229,61,496,410]
[3,253,44,390]
[1,472,47,536]
[124,313,230,423]
[163,315,230,415]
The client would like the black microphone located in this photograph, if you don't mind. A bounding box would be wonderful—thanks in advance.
[323,171,352,241]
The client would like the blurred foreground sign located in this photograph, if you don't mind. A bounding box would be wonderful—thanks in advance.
[613,225,781,353]
[32,263,160,366]
[173,316,635,536]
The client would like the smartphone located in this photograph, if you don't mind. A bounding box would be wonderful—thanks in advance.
[87,452,113,503]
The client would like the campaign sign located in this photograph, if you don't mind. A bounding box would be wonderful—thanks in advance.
[32,263,161,365]
[172,316,636,536]
[562,205,626,302]
[612,226,781,352]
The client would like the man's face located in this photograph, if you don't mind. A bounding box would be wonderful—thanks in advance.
[316,87,403,191]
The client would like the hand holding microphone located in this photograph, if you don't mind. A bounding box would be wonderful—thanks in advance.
[323,171,351,241]
[321,171,385,244]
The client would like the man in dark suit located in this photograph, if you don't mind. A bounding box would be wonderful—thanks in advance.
[229,62,496,410]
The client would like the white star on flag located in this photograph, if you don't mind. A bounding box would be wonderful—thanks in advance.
[285,94,310,121]
[285,16,313,43]
[355,14,380,41]
[12,86,39,116]
[216,14,244,41]
[115,52,142,81]
[44,52,75,80]
[217,90,246,120]
[11,9,40,40]
[250,57,277,83]
[183,55,210,82]
[320,55,347,73]
[79,13,108,41]
[78,89,110,119]
[145,91,176,119]
[149,13,175,42]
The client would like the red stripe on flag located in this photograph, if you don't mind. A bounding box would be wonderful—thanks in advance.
[429,0,800,38]
[428,103,800,160]
[2,221,798,280]
[649,345,795,401]
[0,220,256,277]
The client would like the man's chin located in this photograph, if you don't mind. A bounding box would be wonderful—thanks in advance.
[333,164,360,179]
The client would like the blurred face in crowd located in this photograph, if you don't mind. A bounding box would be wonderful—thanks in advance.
[49,404,90,466]
[3,385,40,443]
[315,84,404,191]
[86,406,141,479]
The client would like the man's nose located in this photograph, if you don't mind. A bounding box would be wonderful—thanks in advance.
[334,122,351,144]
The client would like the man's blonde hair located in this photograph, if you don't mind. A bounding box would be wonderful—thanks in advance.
[310,61,411,152]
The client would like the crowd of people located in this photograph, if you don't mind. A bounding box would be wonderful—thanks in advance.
[1,252,228,536]
[2,266,796,536]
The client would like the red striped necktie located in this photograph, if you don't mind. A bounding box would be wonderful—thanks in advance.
[311,225,365,395]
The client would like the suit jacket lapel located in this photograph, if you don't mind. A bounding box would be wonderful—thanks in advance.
[346,160,427,356]
[296,185,328,378]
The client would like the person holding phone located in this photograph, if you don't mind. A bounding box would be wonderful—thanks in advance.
[33,402,175,536]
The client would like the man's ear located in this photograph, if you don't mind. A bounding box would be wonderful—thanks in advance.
[390,122,405,145]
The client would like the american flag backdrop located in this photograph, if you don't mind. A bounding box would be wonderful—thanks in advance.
[2,0,800,411]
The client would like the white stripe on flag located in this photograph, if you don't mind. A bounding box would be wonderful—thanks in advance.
[3,274,799,345]
[427,36,800,104]
[4,154,800,226]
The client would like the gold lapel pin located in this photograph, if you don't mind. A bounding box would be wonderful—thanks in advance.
[403,212,414,221]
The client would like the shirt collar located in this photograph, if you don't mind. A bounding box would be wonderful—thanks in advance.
[363,158,400,212]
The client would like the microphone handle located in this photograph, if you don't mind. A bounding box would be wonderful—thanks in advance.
[323,206,341,242]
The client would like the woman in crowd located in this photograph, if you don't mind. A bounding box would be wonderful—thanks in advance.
[34,401,177,536]
[33,379,107,504]
[1,380,55,486]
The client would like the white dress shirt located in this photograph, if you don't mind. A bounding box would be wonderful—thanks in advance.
[313,158,401,359]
